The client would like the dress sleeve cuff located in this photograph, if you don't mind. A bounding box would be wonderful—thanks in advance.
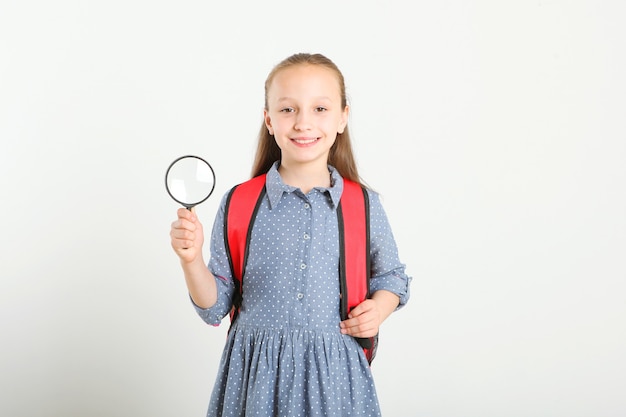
[370,268,412,309]
[189,274,234,326]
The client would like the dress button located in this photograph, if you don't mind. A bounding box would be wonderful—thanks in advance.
[297,293,304,300]
[304,203,310,209]
[300,263,307,269]
[303,233,310,240]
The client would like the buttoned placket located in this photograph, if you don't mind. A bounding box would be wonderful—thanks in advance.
[292,196,313,327]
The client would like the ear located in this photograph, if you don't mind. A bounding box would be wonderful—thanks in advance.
[337,105,349,134]
[264,109,274,135]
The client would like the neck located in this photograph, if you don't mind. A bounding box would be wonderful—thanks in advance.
[278,161,331,194]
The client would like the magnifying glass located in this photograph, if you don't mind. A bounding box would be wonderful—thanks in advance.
[165,155,216,209]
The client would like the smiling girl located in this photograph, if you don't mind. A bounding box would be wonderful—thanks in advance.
[170,53,412,416]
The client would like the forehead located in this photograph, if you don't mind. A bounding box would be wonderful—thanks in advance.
[268,64,341,99]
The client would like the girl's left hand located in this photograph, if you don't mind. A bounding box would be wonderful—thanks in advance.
[339,299,382,338]
[339,290,400,338]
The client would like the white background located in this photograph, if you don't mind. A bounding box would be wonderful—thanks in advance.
[1,1,625,416]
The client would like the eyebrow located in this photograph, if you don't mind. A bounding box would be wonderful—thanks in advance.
[276,96,333,103]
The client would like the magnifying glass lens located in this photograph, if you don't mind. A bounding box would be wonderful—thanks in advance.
[165,155,216,209]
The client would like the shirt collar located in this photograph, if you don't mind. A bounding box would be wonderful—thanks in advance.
[265,161,344,209]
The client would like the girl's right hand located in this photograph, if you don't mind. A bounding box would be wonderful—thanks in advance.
[170,208,205,264]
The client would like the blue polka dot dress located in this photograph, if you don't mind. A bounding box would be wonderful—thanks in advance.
[193,162,411,417]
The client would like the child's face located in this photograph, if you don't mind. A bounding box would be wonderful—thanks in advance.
[264,64,349,169]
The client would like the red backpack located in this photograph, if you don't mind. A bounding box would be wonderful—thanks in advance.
[223,174,378,364]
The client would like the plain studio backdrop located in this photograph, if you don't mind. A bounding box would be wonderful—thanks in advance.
[1,1,624,416]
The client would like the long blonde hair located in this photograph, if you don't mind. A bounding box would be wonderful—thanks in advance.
[251,53,363,186]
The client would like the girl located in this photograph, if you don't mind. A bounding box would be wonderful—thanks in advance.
[170,53,411,416]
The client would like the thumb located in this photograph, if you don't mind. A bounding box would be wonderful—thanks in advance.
[189,206,199,221]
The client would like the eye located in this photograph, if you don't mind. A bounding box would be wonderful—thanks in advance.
[315,106,328,112]
[280,107,295,113]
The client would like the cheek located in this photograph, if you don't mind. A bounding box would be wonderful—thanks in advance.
[270,117,290,132]
[326,118,344,134]
[273,133,286,150]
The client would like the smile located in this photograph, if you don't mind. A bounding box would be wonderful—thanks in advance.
[292,137,320,145]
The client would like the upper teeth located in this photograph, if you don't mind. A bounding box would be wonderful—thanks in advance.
[294,138,316,144]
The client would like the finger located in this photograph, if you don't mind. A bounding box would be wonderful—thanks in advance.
[340,316,360,328]
[172,240,194,251]
[171,218,197,232]
[347,299,375,319]
[341,305,380,331]
[341,314,373,332]
[171,229,193,242]
[340,319,377,337]
[177,207,196,222]
[170,231,196,249]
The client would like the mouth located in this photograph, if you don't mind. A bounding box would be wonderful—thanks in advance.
[291,137,320,146]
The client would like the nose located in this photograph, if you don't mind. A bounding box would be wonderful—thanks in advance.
[294,111,312,131]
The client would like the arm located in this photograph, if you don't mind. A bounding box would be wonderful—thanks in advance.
[170,207,217,308]
[340,191,412,337]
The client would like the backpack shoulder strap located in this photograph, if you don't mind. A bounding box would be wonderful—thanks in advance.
[224,174,267,327]
[337,179,371,317]
[337,179,377,364]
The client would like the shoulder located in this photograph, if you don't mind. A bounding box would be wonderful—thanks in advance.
[222,174,268,206]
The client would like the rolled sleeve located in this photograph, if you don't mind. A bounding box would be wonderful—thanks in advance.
[367,191,413,309]
[191,274,235,326]
[191,192,238,326]
[370,268,412,308]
